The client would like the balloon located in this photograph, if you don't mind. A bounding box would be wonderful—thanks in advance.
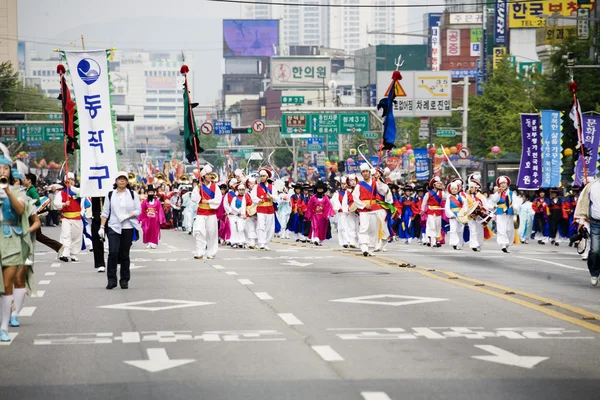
[436,148,443,155]
[491,146,501,154]
[407,149,414,155]
[331,155,339,162]
[347,158,354,163]
[450,146,458,154]
[409,154,415,159]
[401,146,406,152]
[456,143,463,150]
[429,147,437,155]
[332,164,338,172]
[405,144,413,150]
[564,148,573,157]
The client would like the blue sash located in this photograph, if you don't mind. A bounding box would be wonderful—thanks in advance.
[260,182,272,195]
[202,184,215,199]
[359,181,374,194]
[429,189,441,204]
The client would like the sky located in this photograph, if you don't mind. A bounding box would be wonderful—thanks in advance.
[17,0,443,105]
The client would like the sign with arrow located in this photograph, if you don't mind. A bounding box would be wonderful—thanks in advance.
[281,112,369,137]
[200,122,213,135]
[252,120,265,133]
[124,348,196,372]
[471,345,548,369]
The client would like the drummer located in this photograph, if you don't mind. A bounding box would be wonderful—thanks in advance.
[445,180,467,250]
[465,176,490,252]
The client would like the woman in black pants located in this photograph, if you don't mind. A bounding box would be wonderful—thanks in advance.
[98,172,142,290]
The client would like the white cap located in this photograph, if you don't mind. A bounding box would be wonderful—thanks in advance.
[238,184,246,190]
[248,177,256,183]
[200,165,213,177]
[234,168,244,177]
[449,181,460,191]
[65,172,76,181]
[228,178,238,188]
[384,167,391,176]
[360,163,370,172]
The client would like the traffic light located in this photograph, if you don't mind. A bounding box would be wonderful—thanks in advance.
[116,114,135,122]
[0,113,25,121]
[232,127,253,134]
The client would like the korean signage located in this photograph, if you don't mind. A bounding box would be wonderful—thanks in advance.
[281,96,305,105]
[493,47,507,69]
[452,69,477,78]
[213,120,232,135]
[448,13,483,25]
[281,113,369,138]
[447,30,461,57]
[376,71,453,117]
[540,110,562,188]
[577,8,590,40]
[270,57,331,89]
[518,62,543,78]
[517,113,542,190]
[574,116,600,186]
[428,13,442,71]
[495,0,508,45]
[64,50,119,197]
[508,0,595,29]
[16,125,64,142]
[470,29,482,57]
[536,25,577,46]
[0,126,18,142]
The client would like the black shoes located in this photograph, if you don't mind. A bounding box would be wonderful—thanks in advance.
[106,282,117,290]
[120,281,129,289]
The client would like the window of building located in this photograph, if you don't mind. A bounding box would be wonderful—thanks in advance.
[147,98,158,102]
[144,106,158,111]
[144,114,158,119]
[160,106,176,111]
[159,114,175,119]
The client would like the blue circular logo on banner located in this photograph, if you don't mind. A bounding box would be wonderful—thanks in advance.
[77,58,101,85]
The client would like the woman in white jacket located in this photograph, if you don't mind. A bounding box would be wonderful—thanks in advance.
[275,185,292,239]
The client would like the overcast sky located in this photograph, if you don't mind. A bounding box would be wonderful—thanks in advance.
[18,0,442,104]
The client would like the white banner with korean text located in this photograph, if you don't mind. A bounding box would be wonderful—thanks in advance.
[270,57,331,90]
[64,50,118,197]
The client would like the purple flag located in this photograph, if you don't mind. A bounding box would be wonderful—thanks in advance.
[517,113,542,190]
[574,116,600,185]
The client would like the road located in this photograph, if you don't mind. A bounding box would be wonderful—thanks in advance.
[2,227,600,400]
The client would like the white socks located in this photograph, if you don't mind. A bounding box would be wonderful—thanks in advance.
[12,288,26,317]
[1,295,13,331]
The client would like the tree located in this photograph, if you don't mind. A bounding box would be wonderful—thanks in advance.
[468,57,538,156]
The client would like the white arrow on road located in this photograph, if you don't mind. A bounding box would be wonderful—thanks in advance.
[124,348,196,372]
[281,260,313,267]
[472,345,548,369]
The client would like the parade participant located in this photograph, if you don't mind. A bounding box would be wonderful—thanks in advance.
[182,179,198,234]
[305,181,335,246]
[566,185,581,241]
[518,192,534,244]
[445,180,467,250]
[217,183,231,245]
[230,184,250,248]
[331,179,353,248]
[275,183,292,239]
[139,185,165,249]
[352,163,390,257]
[345,175,359,248]
[465,177,491,251]
[548,187,565,246]
[251,168,276,250]
[301,184,313,242]
[398,185,418,244]
[54,172,82,262]
[372,168,392,252]
[420,176,445,247]
[0,156,28,341]
[169,188,183,230]
[574,176,600,285]
[10,201,40,328]
[489,176,521,253]
[287,183,306,242]
[191,166,222,259]
[138,187,147,202]
[414,186,424,243]
[99,172,141,290]
[532,189,550,244]
[245,176,259,249]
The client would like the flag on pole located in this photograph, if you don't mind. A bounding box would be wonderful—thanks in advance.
[57,64,79,154]
[181,65,203,163]
[379,70,402,151]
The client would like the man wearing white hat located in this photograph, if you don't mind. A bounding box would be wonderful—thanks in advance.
[191,165,222,259]
[244,176,259,248]
[53,172,82,262]
[352,163,390,256]
[345,174,359,248]
[465,176,490,252]
[489,175,522,253]
[445,180,467,250]
[230,183,250,248]
[251,168,275,250]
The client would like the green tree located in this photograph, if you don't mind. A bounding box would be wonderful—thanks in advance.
[468,57,537,156]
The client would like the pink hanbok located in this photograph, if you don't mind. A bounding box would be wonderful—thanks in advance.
[305,196,335,242]
[139,199,166,246]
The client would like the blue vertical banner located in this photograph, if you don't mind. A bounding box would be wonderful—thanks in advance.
[427,13,442,70]
[476,59,483,95]
[494,0,507,46]
[414,148,430,181]
[540,110,563,188]
[517,114,542,190]
[574,116,600,185]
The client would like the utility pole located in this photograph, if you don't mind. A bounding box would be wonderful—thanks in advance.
[323,77,328,157]
[428,117,434,178]
[461,75,469,180]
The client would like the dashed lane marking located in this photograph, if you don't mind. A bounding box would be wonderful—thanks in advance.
[255,292,273,300]
[311,345,344,362]
[278,313,303,325]
[361,393,392,400]
[225,271,238,276]
[51,263,61,268]
[238,279,253,285]
[32,291,45,298]
[45,272,56,276]
[38,280,51,285]
[212,265,225,270]
[516,256,587,271]
[19,307,36,317]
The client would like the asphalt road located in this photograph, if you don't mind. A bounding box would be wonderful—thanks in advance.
[2,227,600,400]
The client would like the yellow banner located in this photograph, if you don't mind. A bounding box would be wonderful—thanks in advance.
[508,0,594,29]
[493,47,507,69]
[536,25,577,45]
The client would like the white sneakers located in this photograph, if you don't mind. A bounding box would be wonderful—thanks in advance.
[97,266,105,273]
[591,276,599,286]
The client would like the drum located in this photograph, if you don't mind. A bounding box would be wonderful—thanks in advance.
[513,215,520,229]
[458,202,479,225]
[247,203,258,216]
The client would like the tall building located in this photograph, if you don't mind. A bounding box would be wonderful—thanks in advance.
[445,0,482,13]
[0,0,18,67]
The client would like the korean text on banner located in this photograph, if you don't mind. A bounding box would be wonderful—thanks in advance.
[64,50,118,197]
[494,0,507,45]
[517,113,542,190]
[574,116,600,186]
[414,148,430,181]
[508,0,595,29]
[540,110,562,188]
[447,30,460,57]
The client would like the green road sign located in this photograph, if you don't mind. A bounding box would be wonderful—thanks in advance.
[362,131,378,139]
[281,112,369,138]
[281,96,305,105]
[7,125,66,143]
[307,144,321,151]
[47,113,62,120]
[436,129,457,137]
